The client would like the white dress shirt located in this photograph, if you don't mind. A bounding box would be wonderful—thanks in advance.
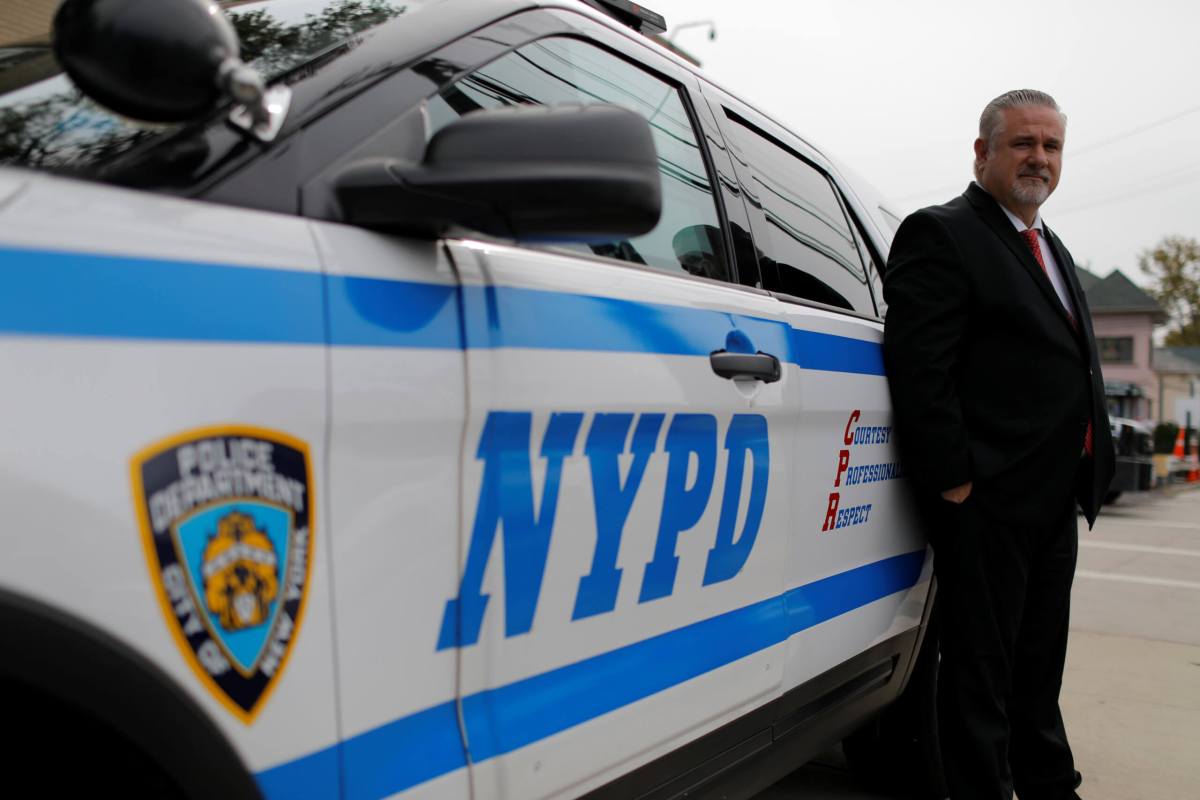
[994,200,1076,316]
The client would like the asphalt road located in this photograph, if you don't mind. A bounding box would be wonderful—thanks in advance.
[756,484,1200,800]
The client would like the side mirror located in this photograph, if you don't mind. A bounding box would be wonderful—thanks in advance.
[333,104,662,242]
[54,0,240,123]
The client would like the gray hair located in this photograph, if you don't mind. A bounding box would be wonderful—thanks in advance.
[974,89,1067,178]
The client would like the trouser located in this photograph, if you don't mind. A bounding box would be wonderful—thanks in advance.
[930,490,1083,800]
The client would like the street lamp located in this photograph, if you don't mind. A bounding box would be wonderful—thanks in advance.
[666,19,716,42]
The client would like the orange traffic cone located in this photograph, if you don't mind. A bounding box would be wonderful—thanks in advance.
[1181,429,1200,482]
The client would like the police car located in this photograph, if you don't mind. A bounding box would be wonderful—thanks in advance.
[0,0,937,797]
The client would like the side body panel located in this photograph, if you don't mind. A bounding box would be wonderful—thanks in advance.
[0,173,340,790]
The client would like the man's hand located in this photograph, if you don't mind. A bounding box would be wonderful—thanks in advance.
[941,481,973,504]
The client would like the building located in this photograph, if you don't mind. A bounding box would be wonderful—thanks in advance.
[1,0,55,45]
[1077,267,1167,421]
[1154,347,1200,430]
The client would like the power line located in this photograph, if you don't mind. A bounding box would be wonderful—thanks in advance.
[1070,104,1200,157]
[892,103,1200,203]
[1053,169,1200,217]
[1060,158,1200,203]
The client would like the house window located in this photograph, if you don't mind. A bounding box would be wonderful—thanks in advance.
[1097,336,1134,364]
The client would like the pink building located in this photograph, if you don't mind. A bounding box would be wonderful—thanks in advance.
[1076,268,1166,422]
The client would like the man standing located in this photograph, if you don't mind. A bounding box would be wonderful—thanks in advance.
[882,90,1115,799]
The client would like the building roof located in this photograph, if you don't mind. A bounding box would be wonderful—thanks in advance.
[1075,266,1103,293]
[1155,347,1200,374]
[1077,268,1167,321]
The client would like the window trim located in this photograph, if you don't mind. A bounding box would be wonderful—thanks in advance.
[717,106,876,318]
[673,75,745,288]
[828,183,881,318]
[528,238,776,297]
[444,27,743,289]
[771,290,886,325]
[832,189,888,320]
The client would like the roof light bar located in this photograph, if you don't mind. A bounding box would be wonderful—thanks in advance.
[587,0,667,35]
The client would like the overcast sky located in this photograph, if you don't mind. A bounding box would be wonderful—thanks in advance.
[649,0,1200,282]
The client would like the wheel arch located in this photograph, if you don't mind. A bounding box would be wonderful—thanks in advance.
[0,586,262,799]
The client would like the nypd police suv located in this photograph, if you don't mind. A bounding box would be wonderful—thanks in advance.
[0,0,936,797]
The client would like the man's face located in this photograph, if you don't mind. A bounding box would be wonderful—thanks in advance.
[974,105,1065,212]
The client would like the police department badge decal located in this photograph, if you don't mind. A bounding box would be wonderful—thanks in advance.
[131,426,314,723]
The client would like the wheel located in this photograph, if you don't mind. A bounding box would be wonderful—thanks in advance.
[2,677,186,797]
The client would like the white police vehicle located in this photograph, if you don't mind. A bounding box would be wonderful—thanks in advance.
[0,1,936,797]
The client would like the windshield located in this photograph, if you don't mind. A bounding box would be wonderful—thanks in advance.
[0,0,412,175]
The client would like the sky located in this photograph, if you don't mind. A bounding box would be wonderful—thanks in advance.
[647,0,1200,283]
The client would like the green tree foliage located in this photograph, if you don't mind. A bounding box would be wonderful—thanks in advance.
[1140,235,1200,346]
[230,0,404,78]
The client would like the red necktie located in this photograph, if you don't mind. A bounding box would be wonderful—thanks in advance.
[1020,228,1094,457]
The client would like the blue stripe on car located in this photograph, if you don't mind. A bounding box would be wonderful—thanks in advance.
[255,550,926,798]
[0,246,884,375]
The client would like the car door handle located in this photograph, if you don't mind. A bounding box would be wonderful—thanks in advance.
[709,350,781,383]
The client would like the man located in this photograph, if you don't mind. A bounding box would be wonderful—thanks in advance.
[882,89,1115,800]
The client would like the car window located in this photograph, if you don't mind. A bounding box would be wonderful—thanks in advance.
[0,0,418,176]
[426,36,729,282]
[721,112,874,315]
[841,199,886,317]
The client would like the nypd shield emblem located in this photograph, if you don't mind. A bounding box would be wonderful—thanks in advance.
[131,426,314,723]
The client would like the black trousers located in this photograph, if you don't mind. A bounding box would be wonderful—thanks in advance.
[930,490,1083,800]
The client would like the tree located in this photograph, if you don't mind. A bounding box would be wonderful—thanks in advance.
[229,0,404,78]
[1140,235,1200,346]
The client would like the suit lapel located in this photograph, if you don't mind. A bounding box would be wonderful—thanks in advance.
[1043,225,1091,349]
[964,184,1078,334]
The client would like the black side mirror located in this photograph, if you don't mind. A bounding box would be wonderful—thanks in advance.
[334,104,662,242]
[53,0,240,123]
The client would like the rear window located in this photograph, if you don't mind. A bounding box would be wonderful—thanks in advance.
[0,0,410,175]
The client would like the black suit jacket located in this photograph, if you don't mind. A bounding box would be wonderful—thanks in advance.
[882,183,1115,526]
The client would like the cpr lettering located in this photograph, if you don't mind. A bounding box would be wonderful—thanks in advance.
[822,410,897,532]
[438,411,771,649]
[823,410,862,532]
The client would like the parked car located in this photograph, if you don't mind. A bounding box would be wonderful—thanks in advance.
[1107,416,1154,502]
[0,0,936,797]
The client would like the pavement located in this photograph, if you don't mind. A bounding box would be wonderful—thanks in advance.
[1064,483,1200,800]
[757,484,1200,800]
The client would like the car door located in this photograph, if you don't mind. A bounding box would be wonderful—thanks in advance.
[426,25,800,800]
[702,88,931,707]
[308,224,471,800]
